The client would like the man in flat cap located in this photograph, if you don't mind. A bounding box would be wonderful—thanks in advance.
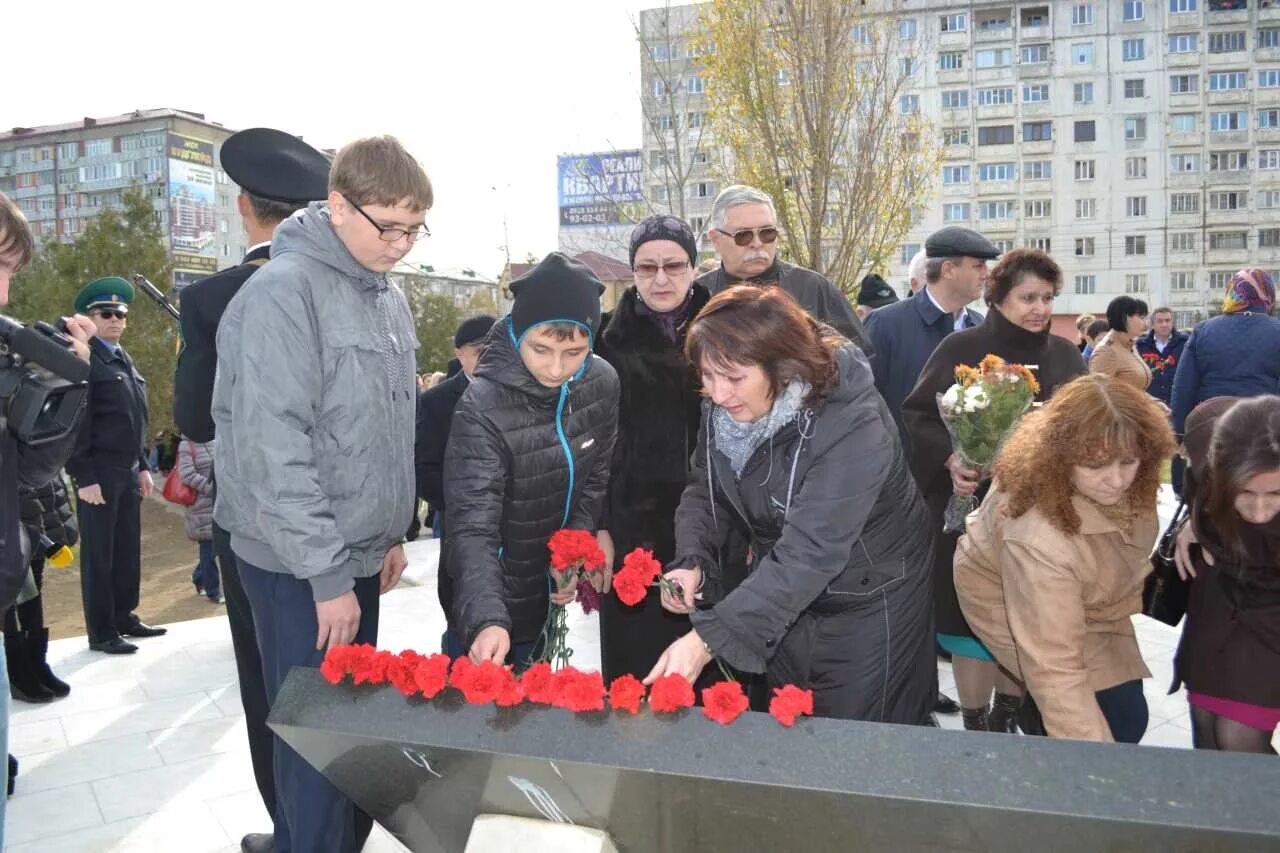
[855,272,899,321]
[65,277,166,656]
[172,127,329,853]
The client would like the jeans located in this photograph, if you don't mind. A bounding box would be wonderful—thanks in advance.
[191,540,220,599]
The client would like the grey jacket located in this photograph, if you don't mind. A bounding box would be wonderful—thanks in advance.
[177,438,215,542]
[212,203,418,601]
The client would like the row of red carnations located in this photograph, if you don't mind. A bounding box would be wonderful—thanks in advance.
[320,644,814,727]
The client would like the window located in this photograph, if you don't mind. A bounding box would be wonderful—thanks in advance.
[1074,120,1096,142]
[1173,113,1199,132]
[1260,110,1280,129]
[83,138,111,157]
[1125,235,1148,255]
[650,43,669,61]
[56,142,77,160]
[978,125,1015,145]
[691,181,715,199]
[1171,192,1201,213]
[1124,79,1146,98]
[1024,160,1053,180]
[899,95,920,114]
[1125,117,1147,140]
[1170,74,1199,94]
[1171,272,1196,291]
[1209,32,1247,53]
[1260,229,1280,247]
[1073,3,1095,24]
[979,162,1017,182]
[943,128,970,145]
[1023,121,1052,142]
[899,18,918,40]
[976,49,1012,68]
[656,114,673,131]
[1170,0,1197,11]
[1260,149,1280,169]
[1023,84,1050,103]
[691,149,708,166]
[942,90,969,109]
[976,87,1015,106]
[943,165,971,185]
[1211,191,1247,210]
[1126,156,1149,178]
[978,200,1017,220]
[1210,111,1249,131]
[991,239,1016,253]
[1074,82,1095,104]
[944,203,971,221]
[1259,189,1280,208]
[1127,196,1148,216]
[1076,198,1097,218]
[651,79,668,98]
[1210,232,1248,250]
[1021,44,1050,64]
[1171,232,1198,251]
[1209,150,1249,170]
[1075,159,1096,180]
[1209,71,1248,91]
[686,76,704,94]
[1025,199,1052,218]
[1170,153,1201,172]
[941,13,967,32]
[1073,43,1095,65]
[1075,275,1097,295]
[1075,237,1096,256]
[939,51,964,71]
[900,243,922,264]
[1126,274,1148,294]
[977,12,1011,31]
[1169,34,1199,53]
[1260,29,1280,49]
[1123,0,1145,20]
[1209,271,1234,289]
[1122,39,1145,61]
[687,111,704,128]
[1261,69,1280,88]
[650,151,667,168]
[850,24,871,44]
[1026,237,1052,252]
[899,58,921,78]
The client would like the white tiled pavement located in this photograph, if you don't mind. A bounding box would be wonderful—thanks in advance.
[7,487,1270,851]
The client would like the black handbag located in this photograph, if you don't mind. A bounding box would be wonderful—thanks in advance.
[1142,499,1192,627]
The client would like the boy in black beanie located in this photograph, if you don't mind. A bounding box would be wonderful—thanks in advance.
[443,252,620,666]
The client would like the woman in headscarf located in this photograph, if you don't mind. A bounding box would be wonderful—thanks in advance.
[1170,268,1280,439]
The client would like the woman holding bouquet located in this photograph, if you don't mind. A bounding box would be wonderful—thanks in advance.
[953,376,1175,742]
[645,285,936,724]
[903,249,1086,731]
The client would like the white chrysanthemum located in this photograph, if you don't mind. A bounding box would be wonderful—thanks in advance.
[941,385,962,413]
[963,385,990,410]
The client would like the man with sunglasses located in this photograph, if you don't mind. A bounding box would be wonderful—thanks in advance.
[696,184,870,353]
[66,277,167,655]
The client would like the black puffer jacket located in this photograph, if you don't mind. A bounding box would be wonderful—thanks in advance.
[444,318,619,647]
[19,474,78,551]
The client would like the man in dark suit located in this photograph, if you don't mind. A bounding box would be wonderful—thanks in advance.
[415,314,495,646]
[172,127,329,853]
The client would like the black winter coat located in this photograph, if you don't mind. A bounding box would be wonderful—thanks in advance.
[674,345,935,722]
[444,318,619,647]
[18,475,78,550]
[66,338,149,487]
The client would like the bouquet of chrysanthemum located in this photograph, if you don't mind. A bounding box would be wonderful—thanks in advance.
[532,529,606,669]
[936,354,1039,533]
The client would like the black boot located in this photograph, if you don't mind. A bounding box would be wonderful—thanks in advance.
[29,629,69,699]
[7,753,16,797]
[961,705,990,731]
[987,692,1022,734]
[5,633,53,703]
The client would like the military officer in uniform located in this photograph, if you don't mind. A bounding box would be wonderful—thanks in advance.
[66,277,166,655]
[173,127,329,853]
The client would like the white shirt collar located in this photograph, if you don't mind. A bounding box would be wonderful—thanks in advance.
[246,240,271,256]
[924,286,967,332]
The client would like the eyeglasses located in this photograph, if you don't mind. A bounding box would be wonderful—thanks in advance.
[633,260,690,279]
[715,226,780,247]
[343,195,430,243]
[94,310,127,320]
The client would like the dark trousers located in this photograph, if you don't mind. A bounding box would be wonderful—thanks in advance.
[193,540,220,599]
[4,559,45,637]
[214,522,275,820]
[238,557,378,853]
[1020,679,1149,744]
[77,466,141,644]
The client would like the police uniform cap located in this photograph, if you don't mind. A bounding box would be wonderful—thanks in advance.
[74,276,134,314]
[924,226,1001,261]
[219,128,331,204]
[856,274,898,309]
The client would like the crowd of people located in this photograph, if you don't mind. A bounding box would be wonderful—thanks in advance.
[0,130,1278,852]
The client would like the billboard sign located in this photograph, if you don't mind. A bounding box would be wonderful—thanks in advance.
[557,151,642,227]
[167,132,218,283]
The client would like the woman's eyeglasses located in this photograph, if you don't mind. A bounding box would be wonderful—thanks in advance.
[633,260,690,278]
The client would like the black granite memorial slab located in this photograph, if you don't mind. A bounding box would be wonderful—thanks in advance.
[270,667,1280,853]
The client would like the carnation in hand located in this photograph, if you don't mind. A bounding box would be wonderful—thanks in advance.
[547,529,606,572]
[769,684,814,727]
[701,680,750,725]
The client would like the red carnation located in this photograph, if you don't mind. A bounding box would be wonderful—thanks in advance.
[350,645,389,686]
[521,662,557,704]
[701,680,750,725]
[320,644,356,684]
[385,651,421,696]
[613,568,649,606]
[458,660,511,705]
[769,684,815,727]
[551,667,606,713]
[496,676,526,708]
[621,548,663,585]
[548,529,606,573]
[449,656,476,691]
[648,674,695,713]
[413,654,451,699]
[608,675,646,715]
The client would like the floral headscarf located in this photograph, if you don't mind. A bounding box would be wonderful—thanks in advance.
[1222,267,1276,315]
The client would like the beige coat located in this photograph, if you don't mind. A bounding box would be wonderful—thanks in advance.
[954,486,1156,742]
[1089,330,1151,391]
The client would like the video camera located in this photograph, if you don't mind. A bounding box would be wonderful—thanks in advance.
[0,314,89,446]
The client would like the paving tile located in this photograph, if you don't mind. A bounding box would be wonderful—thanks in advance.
[91,751,257,823]
[12,732,162,795]
[204,789,273,847]
[7,718,66,756]
[6,800,230,853]
[60,691,223,746]
[1140,722,1192,750]
[147,716,249,765]
[206,683,248,719]
[3,782,102,846]
[363,824,413,852]
[183,638,237,665]
[8,678,148,725]
[137,659,239,700]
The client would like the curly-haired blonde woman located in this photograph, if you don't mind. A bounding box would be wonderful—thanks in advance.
[954,375,1176,742]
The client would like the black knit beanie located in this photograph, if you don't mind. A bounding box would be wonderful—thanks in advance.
[629,214,699,268]
[509,252,604,345]
[453,314,496,348]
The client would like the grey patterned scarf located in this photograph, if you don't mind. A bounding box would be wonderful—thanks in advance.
[712,380,810,476]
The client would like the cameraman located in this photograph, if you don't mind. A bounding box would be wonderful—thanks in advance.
[0,192,94,843]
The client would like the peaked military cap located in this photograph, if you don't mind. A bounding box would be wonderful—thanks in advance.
[219,128,331,204]
[74,276,134,314]
[924,226,1001,261]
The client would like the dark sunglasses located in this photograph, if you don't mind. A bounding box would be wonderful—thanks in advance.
[94,309,127,320]
[716,226,780,247]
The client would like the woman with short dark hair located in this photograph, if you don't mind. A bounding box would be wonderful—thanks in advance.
[645,285,935,724]
[904,248,1087,732]
[1090,296,1152,392]
[1173,395,1280,754]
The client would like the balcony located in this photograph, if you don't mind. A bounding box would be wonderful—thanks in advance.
[1167,11,1204,27]
[1022,139,1054,155]
[976,180,1017,196]
[1168,130,1204,146]
[1167,52,1202,67]
[976,217,1017,233]
[1205,169,1251,185]
[1205,207,1251,224]
[973,66,1015,84]
[974,103,1016,120]
[1206,247,1250,265]
[1168,172,1204,188]
[1207,129,1249,145]
[1017,63,1051,79]
[1207,90,1250,105]
[937,68,968,86]
[1020,100,1052,117]
[1207,51,1251,67]
[941,183,973,197]
[1168,92,1203,110]
[1258,127,1280,144]
[974,24,1014,44]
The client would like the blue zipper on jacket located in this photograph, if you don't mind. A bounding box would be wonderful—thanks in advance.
[555,383,574,527]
